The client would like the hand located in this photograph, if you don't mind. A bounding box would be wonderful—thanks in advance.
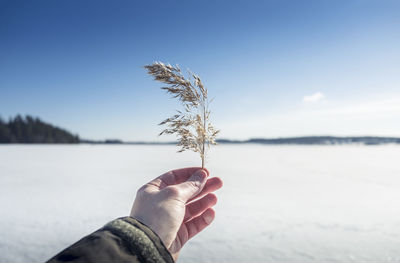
[130,167,223,261]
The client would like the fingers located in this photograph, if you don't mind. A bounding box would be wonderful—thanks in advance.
[172,170,208,201]
[172,167,209,182]
[146,167,209,190]
[184,193,217,222]
[175,208,215,248]
[188,176,223,202]
[185,208,215,240]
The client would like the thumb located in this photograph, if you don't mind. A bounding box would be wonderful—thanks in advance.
[175,169,208,202]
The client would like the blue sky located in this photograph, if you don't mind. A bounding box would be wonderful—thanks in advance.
[1,0,399,141]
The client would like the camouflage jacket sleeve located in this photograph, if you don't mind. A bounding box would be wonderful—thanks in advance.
[46,217,174,263]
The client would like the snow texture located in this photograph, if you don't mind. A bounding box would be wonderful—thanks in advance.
[0,145,400,263]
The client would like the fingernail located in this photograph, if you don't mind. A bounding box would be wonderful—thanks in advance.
[192,169,207,182]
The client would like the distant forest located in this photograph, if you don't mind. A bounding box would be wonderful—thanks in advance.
[0,115,79,143]
[1,115,399,145]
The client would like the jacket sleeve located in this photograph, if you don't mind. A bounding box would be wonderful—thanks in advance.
[46,217,174,263]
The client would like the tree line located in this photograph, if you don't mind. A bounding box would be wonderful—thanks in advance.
[0,115,79,143]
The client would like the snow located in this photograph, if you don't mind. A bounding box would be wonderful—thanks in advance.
[1,145,400,262]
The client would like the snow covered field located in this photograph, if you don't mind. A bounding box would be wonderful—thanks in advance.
[0,145,400,263]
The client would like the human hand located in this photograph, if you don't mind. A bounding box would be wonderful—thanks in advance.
[130,167,223,261]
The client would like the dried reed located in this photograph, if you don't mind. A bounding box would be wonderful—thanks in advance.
[144,62,219,168]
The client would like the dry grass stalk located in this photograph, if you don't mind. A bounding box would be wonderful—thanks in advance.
[144,62,219,168]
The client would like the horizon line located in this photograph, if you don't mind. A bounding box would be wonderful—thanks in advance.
[80,135,400,145]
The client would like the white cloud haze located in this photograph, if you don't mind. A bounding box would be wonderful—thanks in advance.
[303,92,325,103]
[219,96,400,139]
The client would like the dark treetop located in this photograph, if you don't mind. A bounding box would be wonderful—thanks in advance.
[0,115,79,143]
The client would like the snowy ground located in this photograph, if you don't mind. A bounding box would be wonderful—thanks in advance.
[0,145,400,263]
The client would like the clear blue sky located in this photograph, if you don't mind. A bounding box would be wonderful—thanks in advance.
[1,0,399,141]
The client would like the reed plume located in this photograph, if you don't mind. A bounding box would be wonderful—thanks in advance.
[144,62,219,168]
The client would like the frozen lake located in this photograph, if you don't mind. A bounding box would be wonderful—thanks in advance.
[0,145,400,262]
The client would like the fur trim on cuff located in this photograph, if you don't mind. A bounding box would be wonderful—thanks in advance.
[103,218,174,263]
